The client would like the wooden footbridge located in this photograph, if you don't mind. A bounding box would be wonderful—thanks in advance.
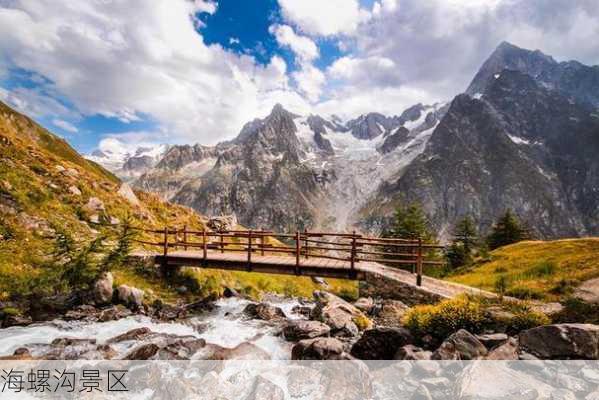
[129,226,501,300]
[131,227,448,285]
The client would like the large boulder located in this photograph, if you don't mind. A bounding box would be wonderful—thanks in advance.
[475,333,509,350]
[373,299,409,327]
[207,215,237,232]
[432,329,488,360]
[283,320,331,341]
[350,327,413,360]
[311,291,365,336]
[117,183,140,206]
[93,272,114,305]
[518,324,599,359]
[243,302,286,321]
[291,337,349,360]
[116,285,144,309]
[354,297,375,313]
[485,337,519,360]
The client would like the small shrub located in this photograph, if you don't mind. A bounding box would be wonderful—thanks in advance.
[402,296,488,342]
[549,279,577,296]
[505,285,545,300]
[337,287,359,302]
[507,309,550,333]
[353,314,373,331]
[494,266,508,273]
[494,275,510,299]
[554,298,599,324]
[526,261,556,278]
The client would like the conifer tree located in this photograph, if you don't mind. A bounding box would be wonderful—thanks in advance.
[486,209,528,250]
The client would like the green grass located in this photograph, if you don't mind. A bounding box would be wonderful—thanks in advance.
[447,239,599,302]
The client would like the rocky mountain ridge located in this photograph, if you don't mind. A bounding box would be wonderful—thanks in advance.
[95,41,599,239]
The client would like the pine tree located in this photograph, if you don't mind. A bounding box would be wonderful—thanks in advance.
[486,209,528,250]
[390,203,434,241]
[446,216,478,269]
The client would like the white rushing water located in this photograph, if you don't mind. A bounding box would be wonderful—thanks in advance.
[0,297,304,360]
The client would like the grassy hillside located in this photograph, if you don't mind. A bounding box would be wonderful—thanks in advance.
[0,101,356,304]
[447,238,599,302]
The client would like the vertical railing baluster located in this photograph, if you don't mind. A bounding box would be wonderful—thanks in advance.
[350,231,357,278]
[295,231,301,275]
[220,234,224,254]
[247,230,252,271]
[304,228,309,259]
[416,237,423,286]
[202,229,207,262]
[163,226,168,257]
[183,225,188,251]
[259,231,265,256]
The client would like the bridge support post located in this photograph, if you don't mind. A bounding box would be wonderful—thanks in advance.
[202,229,207,266]
[416,237,423,286]
[220,234,224,253]
[183,225,188,251]
[295,231,301,275]
[247,230,252,272]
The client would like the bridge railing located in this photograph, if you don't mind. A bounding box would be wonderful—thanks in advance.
[131,226,445,286]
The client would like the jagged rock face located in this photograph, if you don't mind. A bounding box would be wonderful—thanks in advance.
[467,41,599,107]
[379,127,410,154]
[362,67,599,238]
[170,105,324,232]
[345,112,402,140]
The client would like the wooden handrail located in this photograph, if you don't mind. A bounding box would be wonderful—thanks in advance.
[140,224,445,285]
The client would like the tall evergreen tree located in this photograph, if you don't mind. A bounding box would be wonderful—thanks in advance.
[446,215,478,268]
[390,203,434,241]
[486,209,528,250]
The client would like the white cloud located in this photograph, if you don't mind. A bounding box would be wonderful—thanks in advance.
[0,0,307,145]
[269,24,319,61]
[52,118,78,133]
[293,65,325,102]
[277,0,368,36]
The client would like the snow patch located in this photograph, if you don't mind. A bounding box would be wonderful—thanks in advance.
[507,133,531,145]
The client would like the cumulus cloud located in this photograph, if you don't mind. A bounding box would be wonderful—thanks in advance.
[269,24,319,61]
[52,118,78,133]
[277,0,369,36]
[0,0,309,144]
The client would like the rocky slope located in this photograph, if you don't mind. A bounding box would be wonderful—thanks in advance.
[0,100,205,293]
[362,59,599,238]
[134,102,444,232]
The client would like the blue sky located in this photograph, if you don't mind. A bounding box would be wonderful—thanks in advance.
[1,0,598,155]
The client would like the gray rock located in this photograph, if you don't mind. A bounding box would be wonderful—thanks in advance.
[475,333,509,349]
[68,185,81,196]
[251,376,285,400]
[373,299,409,327]
[350,327,413,360]
[354,297,374,313]
[117,183,140,206]
[116,285,144,309]
[552,389,577,400]
[124,343,160,360]
[107,327,153,343]
[207,215,237,232]
[243,302,286,321]
[311,291,364,337]
[485,337,518,360]
[432,329,487,360]
[283,320,331,341]
[93,272,114,305]
[292,337,348,360]
[518,324,599,359]
[395,344,432,360]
